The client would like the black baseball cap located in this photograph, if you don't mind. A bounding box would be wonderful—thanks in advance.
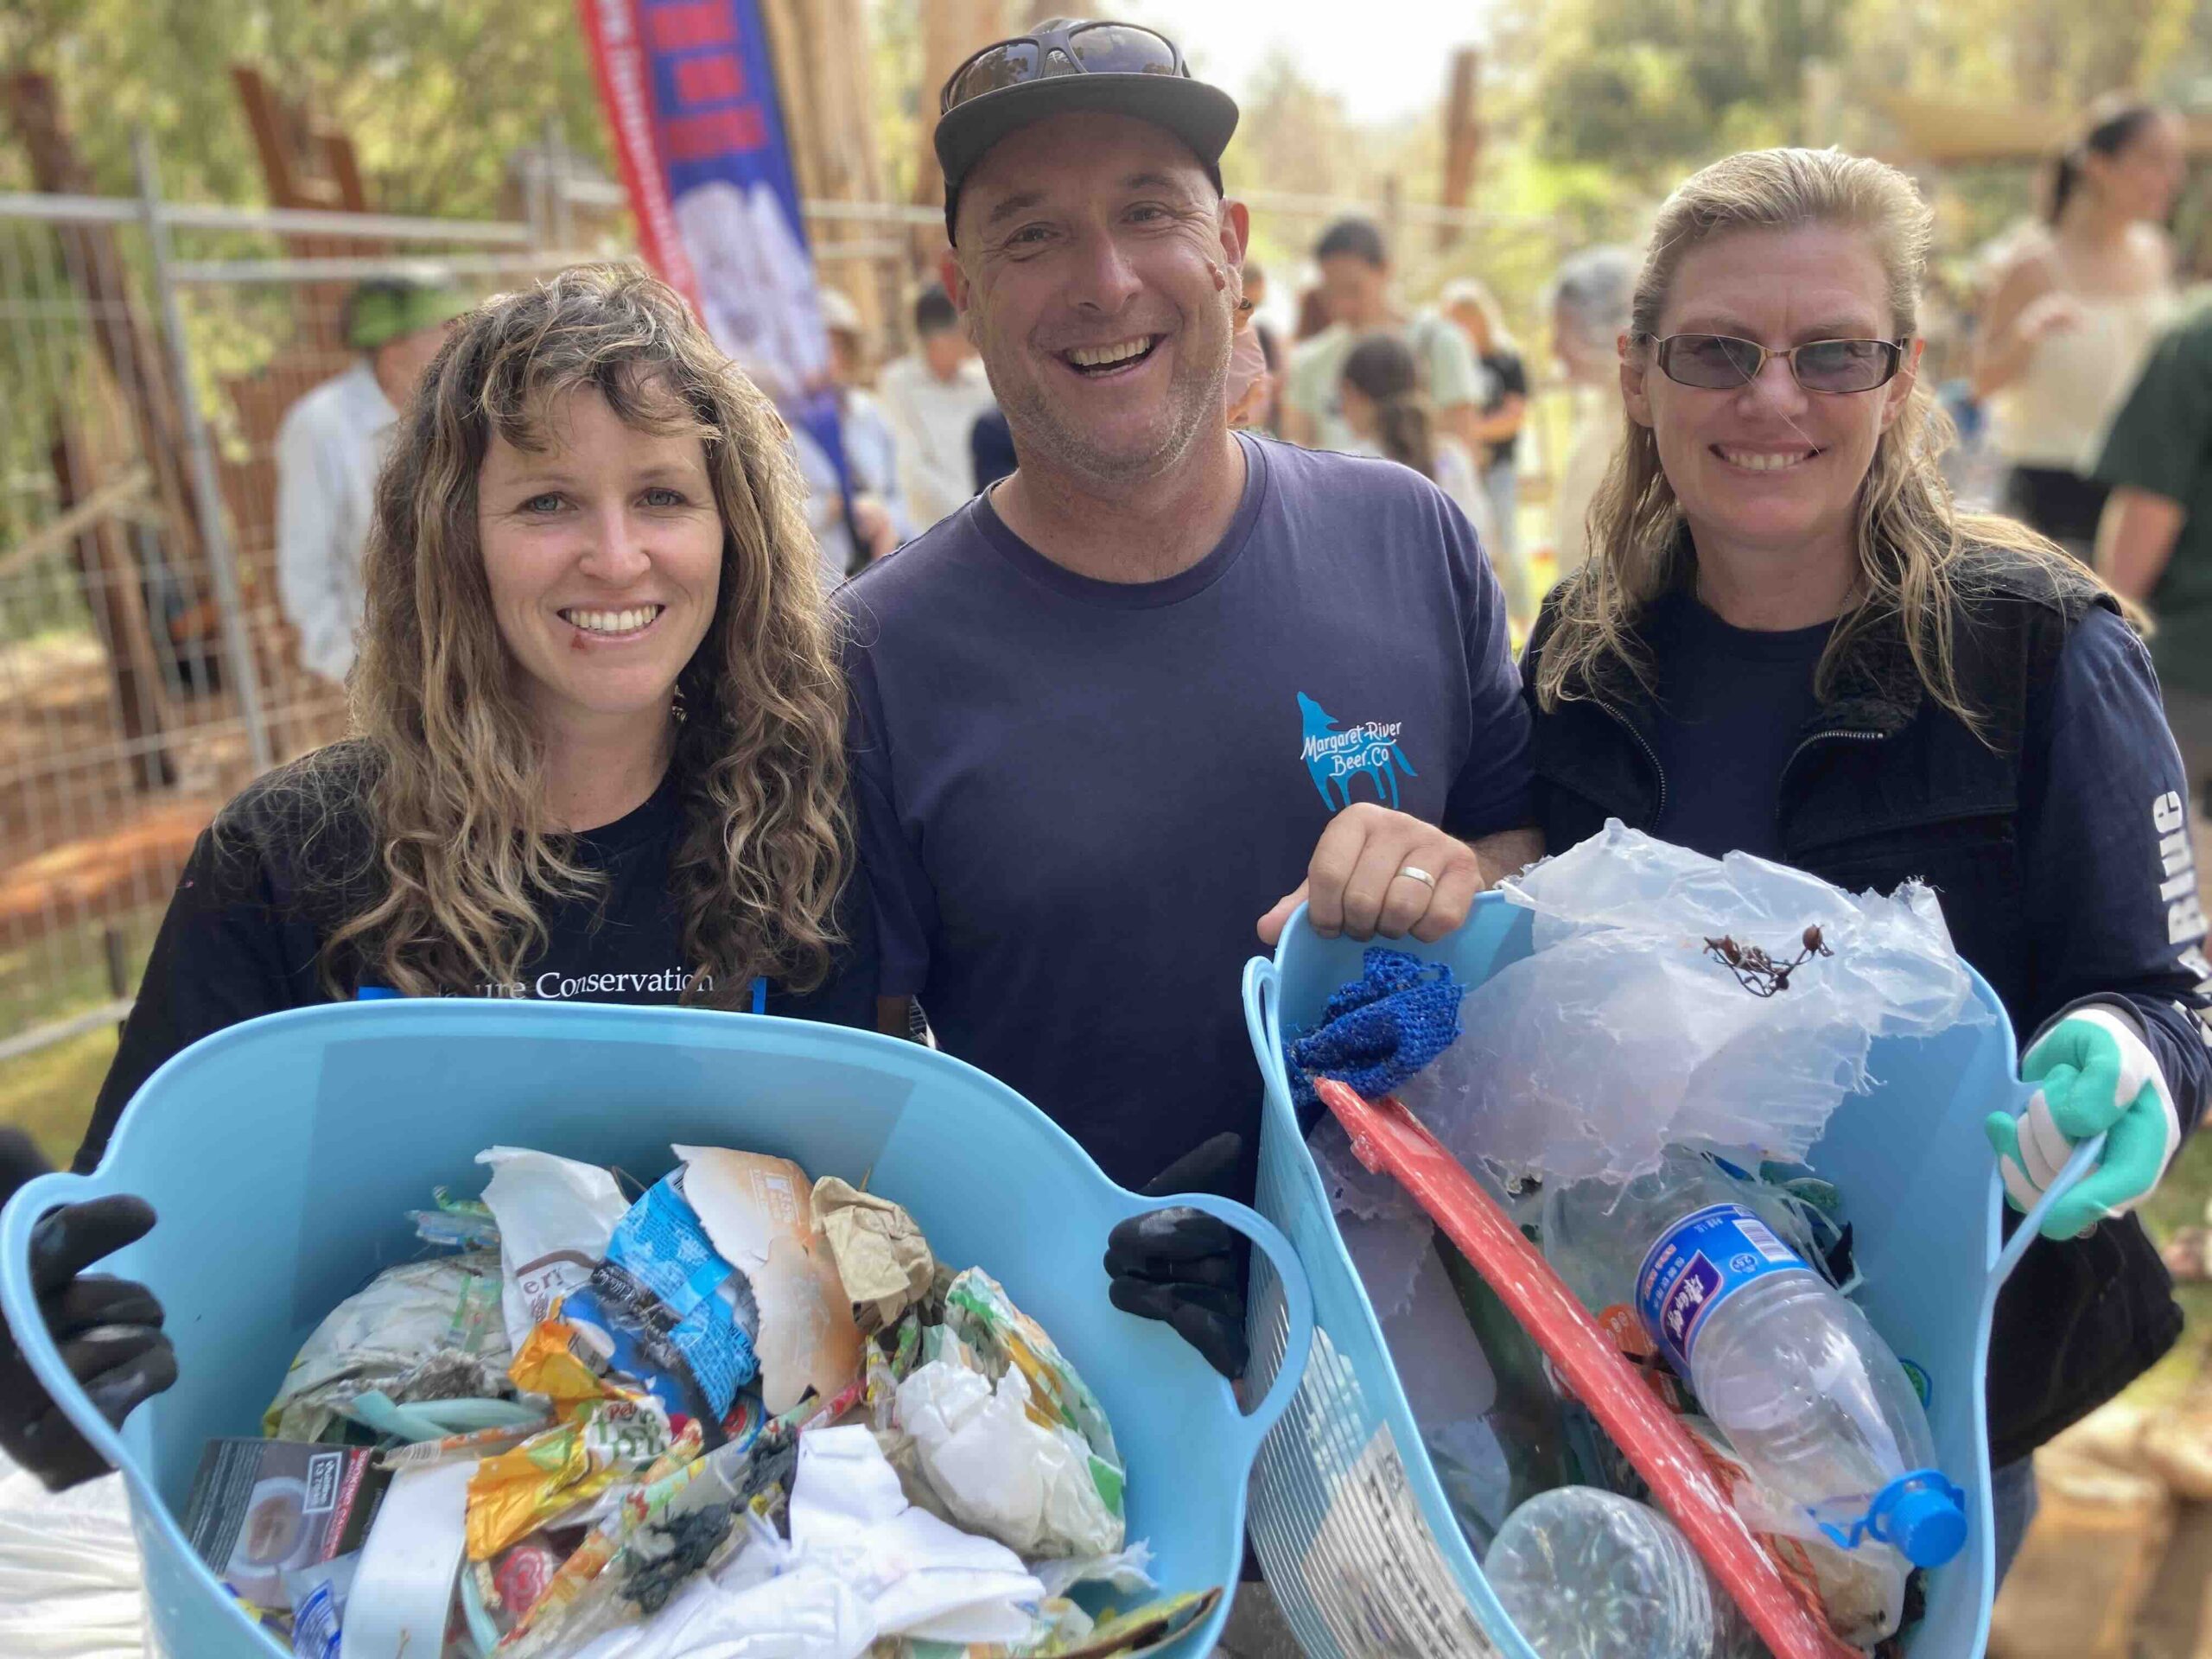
[934,18,1239,243]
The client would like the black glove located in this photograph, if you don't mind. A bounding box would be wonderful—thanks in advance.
[1105,1132,1249,1380]
[0,1129,175,1491]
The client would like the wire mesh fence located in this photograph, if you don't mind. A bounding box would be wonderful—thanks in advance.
[0,181,609,1100]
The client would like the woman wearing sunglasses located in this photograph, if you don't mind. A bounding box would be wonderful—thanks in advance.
[1521,148,2210,1583]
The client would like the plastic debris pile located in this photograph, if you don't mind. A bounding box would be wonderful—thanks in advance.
[1289,827,2000,1658]
[181,1143,1217,1659]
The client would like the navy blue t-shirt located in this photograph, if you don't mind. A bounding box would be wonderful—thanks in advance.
[840,434,1533,1190]
[1643,590,1833,861]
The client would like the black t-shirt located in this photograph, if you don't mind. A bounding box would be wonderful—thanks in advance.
[1480,348,1529,466]
[1642,590,1833,861]
[77,745,877,1172]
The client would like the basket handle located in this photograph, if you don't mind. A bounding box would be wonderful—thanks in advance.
[1147,1192,1314,1461]
[1243,955,1295,1113]
[0,1170,139,1482]
[1986,1130,2107,1294]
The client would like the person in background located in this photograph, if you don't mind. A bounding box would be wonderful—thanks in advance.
[969,405,1018,493]
[1338,333,1524,619]
[0,268,878,1490]
[1441,277,1531,580]
[1974,99,2185,556]
[1281,215,1485,454]
[793,287,909,583]
[1547,245,1637,582]
[1238,258,1284,431]
[2094,289,2212,810]
[275,276,466,686]
[877,282,998,530]
[1293,282,1331,345]
[1522,149,2209,1583]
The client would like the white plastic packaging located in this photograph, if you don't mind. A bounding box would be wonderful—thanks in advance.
[894,1360,1124,1559]
[476,1147,631,1351]
[340,1459,474,1659]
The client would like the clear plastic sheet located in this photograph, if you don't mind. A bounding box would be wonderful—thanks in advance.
[1393,821,1987,1190]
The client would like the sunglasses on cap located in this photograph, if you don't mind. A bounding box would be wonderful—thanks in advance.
[1643,333,1912,395]
[941,20,1187,115]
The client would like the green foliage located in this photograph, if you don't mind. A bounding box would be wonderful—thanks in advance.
[1497,0,1839,185]
[1,0,613,217]
[1497,0,2212,191]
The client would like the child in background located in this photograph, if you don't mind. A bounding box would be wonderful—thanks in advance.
[1338,334,1529,625]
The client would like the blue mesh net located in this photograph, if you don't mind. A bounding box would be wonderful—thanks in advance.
[1285,947,1465,1116]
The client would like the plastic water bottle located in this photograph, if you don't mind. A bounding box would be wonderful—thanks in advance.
[1485,1487,1764,1659]
[1541,1149,1965,1569]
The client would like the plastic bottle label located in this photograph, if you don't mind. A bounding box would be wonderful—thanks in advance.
[290,1580,340,1659]
[1635,1202,1816,1376]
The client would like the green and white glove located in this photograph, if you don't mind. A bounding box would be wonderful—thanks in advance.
[1984,1006,2183,1241]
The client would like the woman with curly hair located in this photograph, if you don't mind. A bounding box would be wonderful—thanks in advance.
[0,266,873,1488]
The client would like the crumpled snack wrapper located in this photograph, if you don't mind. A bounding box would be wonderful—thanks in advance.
[264,1251,512,1442]
[942,1268,1122,1476]
[895,1359,1124,1560]
[810,1176,936,1335]
[510,1310,620,1409]
[477,1147,631,1351]
[466,1313,675,1562]
[465,1394,672,1562]
[675,1147,865,1415]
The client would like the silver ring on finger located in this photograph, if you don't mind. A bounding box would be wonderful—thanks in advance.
[1394,865,1438,890]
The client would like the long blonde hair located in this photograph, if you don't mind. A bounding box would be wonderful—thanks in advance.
[1535,148,2094,732]
[303,265,849,1001]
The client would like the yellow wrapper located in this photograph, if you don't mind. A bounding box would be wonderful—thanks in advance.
[508,1313,613,1410]
[464,1396,670,1561]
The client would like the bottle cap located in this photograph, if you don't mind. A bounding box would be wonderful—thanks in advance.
[1882,1474,1967,1567]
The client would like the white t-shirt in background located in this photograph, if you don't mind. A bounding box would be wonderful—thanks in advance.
[274,359,396,685]
[877,353,997,531]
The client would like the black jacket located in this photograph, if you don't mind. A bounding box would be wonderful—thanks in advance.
[1522,548,2210,1464]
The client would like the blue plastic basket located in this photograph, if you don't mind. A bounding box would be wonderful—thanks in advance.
[0,1001,1313,1659]
[1237,894,2084,1659]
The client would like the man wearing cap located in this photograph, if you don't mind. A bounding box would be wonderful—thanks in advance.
[841,16,1537,1398]
[274,277,464,685]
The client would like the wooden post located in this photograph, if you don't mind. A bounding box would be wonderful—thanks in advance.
[7,74,219,672]
[760,0,894,348]
[231,65,378,354]
[1438,48,1482,253]
[915,0,1029,268]
[51,429,178,791]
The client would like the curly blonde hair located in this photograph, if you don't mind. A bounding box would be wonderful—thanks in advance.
[1535,148,2096,734]
[303,264,848,1002]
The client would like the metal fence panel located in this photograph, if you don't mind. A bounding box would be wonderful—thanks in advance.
[0,182,596,1082]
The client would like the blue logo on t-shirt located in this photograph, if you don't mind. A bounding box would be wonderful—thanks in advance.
[1297,692,1419,810]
